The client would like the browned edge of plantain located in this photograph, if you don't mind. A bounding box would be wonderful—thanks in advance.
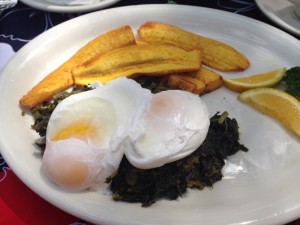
[19,25,136,109]
[137,21,250,72]
[72,43,202,86]
[164,66,223,95]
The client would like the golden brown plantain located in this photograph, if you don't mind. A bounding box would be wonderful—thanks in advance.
[193,67,223,93]
[163,67,223,95]
[73,44,201,86]
[137,22,250,72]
[19,25,136,109]
[165,74,206,94]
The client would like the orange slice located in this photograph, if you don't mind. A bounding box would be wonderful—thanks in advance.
[238,87,300,138]
[224,67,286,92]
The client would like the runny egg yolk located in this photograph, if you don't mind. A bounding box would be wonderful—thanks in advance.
[51,120,98,142]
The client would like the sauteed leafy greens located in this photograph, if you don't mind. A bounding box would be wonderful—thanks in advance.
[30,78,248,207]
[107,111,248,206]
[283,66,300,101]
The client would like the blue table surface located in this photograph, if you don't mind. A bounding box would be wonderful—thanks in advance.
[1,0,297,52]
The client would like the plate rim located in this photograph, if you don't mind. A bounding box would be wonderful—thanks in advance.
[255,0,300,37]
[19,0,121,13]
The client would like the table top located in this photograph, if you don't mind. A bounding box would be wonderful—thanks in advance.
[0,1,299,225]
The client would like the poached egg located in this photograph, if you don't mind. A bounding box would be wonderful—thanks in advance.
[42,77,210,191]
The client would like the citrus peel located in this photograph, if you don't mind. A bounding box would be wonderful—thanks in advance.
[238,87,300,138]
[224,67,286,92]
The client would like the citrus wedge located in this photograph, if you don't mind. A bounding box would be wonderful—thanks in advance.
[224,67,286,92]
[238,87,300,138]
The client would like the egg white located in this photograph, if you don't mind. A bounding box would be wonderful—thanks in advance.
[42,77,210,191]
[43,78,151,190]
[125,90,210,169]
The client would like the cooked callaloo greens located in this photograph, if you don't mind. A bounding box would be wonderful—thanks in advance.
[107,112,248,207]
[31,80,248,207]
[283,66,300,101]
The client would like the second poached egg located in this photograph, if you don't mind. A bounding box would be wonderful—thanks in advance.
[42,77,210,191]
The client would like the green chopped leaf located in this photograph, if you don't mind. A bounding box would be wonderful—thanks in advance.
[283,66,300,101]
[108,112,248,207]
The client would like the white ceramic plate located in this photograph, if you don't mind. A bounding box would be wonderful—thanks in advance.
[255,0,300,36]
[20,0,121,13]
[1,4,300,225]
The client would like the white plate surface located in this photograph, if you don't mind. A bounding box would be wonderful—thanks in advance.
[255,0,300,36]
[1,4,300,225]
[20,0,120,13]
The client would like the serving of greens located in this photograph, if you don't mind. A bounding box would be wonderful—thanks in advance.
[283,66,300,101]
[107,111,248,206]
[30,77,248,207]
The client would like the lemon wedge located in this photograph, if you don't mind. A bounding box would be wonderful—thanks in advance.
[224,67,286,92]
[238,87,300,138]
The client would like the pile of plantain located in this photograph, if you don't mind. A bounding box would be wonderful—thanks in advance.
[19,22,250,109]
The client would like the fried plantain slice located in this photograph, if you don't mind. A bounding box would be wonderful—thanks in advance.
[19,25,136,109]
[163,67,223,95]
[165,74,206,94]
[73,44,201,85]
[193,67,224,93]
[137,22,250,72]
